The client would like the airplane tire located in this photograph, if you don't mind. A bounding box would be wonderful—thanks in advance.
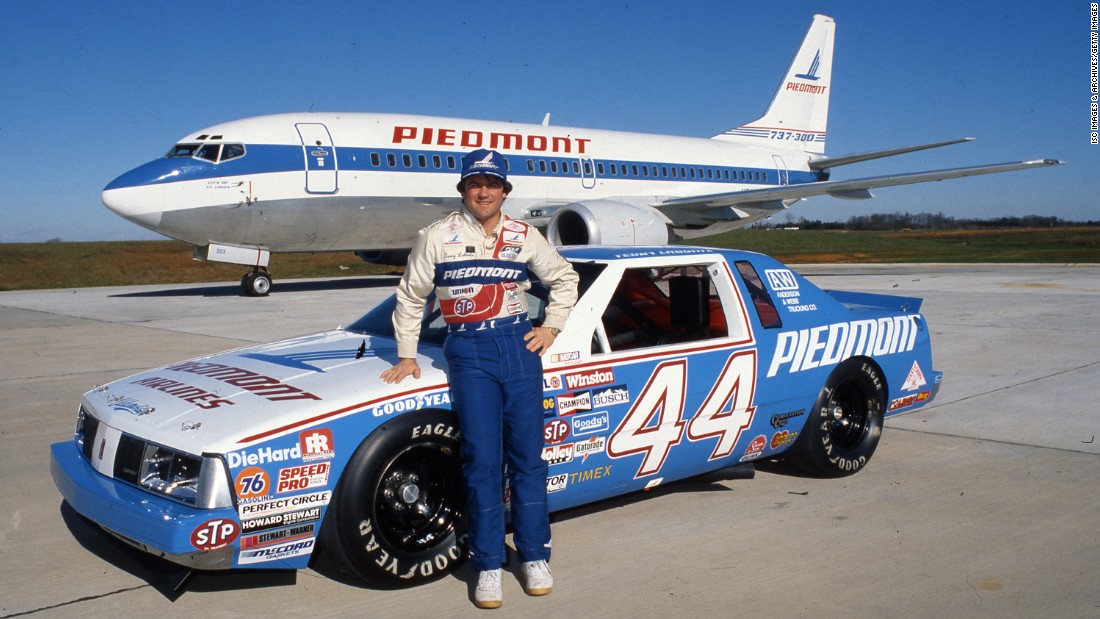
[322,410,467,588]
[787,358,886,478]
[242,271,272,297]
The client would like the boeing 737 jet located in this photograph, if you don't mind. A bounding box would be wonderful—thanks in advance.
[102,14,1062,295]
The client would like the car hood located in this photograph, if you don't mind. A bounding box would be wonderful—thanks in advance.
[81,329,449,456]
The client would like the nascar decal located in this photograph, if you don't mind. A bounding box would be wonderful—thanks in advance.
[235,467,271,500]
[767,315,921,377]
[241,523,316,550]
[900,361,928,392]
[609,351,758,479]
[241,506,321,534]
[300,427,335,461]
[238,538,316,565]
[764,268,817,313]
[238,490,331,519]
[370,391,451,417]
[276,462,330,494]
[191,518,240,552]
[564,367,615,390]
[557,391,592,416]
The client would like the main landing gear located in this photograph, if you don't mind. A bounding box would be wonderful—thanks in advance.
[241,268,272,297]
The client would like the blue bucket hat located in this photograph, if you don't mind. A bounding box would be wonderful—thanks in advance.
[457,149,512,193]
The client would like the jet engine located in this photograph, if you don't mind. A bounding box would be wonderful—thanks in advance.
[546,200,671,246]
[355,249,411,266]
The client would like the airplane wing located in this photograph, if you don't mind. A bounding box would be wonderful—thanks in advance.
[656,159,1065,227]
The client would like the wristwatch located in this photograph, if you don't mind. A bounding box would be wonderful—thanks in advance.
[546,327,560,336]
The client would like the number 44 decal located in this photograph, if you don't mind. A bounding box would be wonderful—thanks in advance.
[607,350,757,478]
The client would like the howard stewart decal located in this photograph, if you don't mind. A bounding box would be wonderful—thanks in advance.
[767,315,921,377]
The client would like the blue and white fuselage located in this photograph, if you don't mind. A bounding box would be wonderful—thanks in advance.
[101,14,1061,295]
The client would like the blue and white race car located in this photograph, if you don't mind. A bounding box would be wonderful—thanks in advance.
[51,246,941,588]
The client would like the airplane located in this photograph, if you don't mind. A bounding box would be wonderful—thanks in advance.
[101,14,1063,296]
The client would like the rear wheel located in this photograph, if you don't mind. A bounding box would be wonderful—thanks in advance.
[323,410,467,588]
[788,358,886,477]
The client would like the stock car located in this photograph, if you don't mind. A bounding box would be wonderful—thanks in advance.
[50,245,941,588]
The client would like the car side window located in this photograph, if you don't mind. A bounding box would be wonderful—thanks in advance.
[733,260,782,328]
[597,265,729,352]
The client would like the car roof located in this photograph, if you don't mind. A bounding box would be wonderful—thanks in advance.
[557,245,747,263]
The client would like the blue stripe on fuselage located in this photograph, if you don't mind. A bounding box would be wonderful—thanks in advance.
[105,144,825,190]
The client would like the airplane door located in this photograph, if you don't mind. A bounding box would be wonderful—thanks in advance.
[580,156,596,189]
[296,123,338,194]
[772,154,789,186]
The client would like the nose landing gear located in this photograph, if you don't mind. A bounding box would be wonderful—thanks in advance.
[241,268,272,297]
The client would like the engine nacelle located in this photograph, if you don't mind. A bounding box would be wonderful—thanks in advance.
[355,249,411,266]
[546,200,670,246]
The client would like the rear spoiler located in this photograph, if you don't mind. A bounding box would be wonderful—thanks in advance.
[823,290,924,314]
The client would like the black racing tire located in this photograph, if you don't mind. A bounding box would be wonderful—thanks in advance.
[787,358,887,478]
[242,271,272,297]
[322,410,467,588]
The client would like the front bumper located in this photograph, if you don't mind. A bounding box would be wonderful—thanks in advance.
[50,440,237,570]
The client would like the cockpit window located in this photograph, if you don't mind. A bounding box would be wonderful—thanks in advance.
[195,143,220,162]
[220,143,245,161]
[165,142,246,163]
[166,143,200,158]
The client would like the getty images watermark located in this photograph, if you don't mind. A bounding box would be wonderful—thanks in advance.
[1092,3,1099,143]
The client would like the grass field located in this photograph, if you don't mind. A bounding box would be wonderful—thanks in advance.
[1,227,1098,291]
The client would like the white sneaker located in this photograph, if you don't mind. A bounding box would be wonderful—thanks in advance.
[474,569,503,609]
[522,560,553,596]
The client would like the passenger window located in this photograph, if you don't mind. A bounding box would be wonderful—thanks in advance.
[418,154,427,168]
[371,153,381,167]
[447,156,456,169]
[597,266,730,352]
[432,155,441,168]
[387,153,396,167]
[734,261,781,328]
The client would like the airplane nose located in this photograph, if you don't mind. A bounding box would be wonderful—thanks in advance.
[102,165,168,229]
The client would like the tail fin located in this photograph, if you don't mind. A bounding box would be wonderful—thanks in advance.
[713,14,835,155]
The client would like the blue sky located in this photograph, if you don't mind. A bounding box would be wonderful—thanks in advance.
[0,1,1093,242]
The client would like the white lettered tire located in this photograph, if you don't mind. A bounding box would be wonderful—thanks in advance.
[322,410,467,587]
[787,358,886,478]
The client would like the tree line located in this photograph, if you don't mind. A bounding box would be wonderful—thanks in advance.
[762,212,1099,231]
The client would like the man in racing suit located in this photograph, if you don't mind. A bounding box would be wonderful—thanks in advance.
[381,149,579,609]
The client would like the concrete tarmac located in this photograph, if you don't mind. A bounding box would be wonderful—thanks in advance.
[1,264,1097,618]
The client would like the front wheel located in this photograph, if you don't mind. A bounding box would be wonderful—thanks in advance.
[241,270,272,297]
[322,410,467,588]
[787,358,886,478]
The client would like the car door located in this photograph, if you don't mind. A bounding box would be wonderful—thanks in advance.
[540,253,763,512]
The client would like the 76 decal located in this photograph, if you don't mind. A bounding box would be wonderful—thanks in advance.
[607,351,757,479]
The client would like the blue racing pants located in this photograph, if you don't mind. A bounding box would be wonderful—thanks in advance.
[443,320,551,571]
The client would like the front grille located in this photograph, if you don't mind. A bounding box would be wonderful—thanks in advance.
[75,408,202,506]
[79,411,100,461]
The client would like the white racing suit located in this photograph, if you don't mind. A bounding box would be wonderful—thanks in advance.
[392,209,578,570]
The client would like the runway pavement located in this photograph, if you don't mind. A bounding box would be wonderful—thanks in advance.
[1,264,1097,618]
